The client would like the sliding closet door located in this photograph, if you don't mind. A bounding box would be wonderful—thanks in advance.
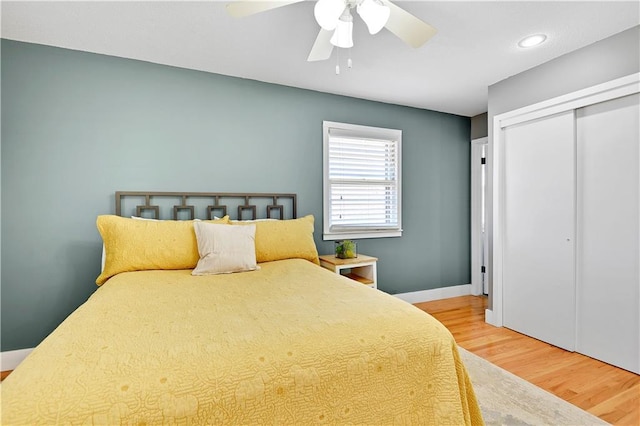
[503,111,576,351]
[576,93,640,373]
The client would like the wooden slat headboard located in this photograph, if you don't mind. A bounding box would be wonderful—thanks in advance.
[115,191,297,220]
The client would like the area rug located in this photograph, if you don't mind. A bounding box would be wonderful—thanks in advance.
[459,347,609,425]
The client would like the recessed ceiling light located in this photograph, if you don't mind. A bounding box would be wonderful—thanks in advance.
[518,34,547,48]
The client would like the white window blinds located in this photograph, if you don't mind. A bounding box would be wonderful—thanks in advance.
[323,121,402,240]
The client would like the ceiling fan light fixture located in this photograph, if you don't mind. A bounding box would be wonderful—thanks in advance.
[357,0,390,35]
[330,12,354,48]
[314,0,346,31]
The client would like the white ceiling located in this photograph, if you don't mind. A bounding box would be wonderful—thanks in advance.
[2,1,638,117]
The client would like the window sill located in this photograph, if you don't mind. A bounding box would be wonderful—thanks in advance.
[322,231,402,240]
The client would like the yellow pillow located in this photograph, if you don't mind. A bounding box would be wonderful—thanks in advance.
[96,215,229,285]
[233,215,319,264]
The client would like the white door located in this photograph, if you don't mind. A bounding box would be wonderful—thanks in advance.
[576,93,640,373]
[503,111,576,351]
[481,144,489,295]
[471,138,489,296]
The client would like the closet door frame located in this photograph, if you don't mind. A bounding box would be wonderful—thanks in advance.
[488,72,639,327]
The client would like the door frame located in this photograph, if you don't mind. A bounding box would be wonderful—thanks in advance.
[471,137,488,296]
[488,72,639,327]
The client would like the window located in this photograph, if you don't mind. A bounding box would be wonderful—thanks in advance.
[322,121,402,240]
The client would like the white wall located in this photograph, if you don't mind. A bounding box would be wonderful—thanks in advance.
[489,26,639,119]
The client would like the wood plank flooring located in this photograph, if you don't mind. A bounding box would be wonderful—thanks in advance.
[415,295,639,426]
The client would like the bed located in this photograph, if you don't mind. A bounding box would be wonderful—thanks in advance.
[1,192,483,425]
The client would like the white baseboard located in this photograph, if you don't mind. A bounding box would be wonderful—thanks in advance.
[484,308,502,327]
[1,348,33,371]
[393,284,472,304]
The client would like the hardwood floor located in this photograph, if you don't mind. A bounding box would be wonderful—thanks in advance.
[415,295,640,426]
[1,370,11,381]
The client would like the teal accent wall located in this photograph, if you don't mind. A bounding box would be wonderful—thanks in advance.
[1,39,470,351]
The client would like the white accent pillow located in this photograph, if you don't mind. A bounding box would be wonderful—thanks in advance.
[192,222,258,275]
[131,216,201,221]
[229,218,277,223]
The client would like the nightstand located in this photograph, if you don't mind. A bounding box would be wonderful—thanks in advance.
[319,254,378,289]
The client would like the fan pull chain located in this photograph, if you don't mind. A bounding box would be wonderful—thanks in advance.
[334,49,353,75]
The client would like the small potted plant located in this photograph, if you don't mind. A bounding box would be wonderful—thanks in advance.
[335,239,357,259]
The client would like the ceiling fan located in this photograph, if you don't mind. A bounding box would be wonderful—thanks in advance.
[226,0,437,62]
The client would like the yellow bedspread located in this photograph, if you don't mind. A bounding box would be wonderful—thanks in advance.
[2,259,483,425]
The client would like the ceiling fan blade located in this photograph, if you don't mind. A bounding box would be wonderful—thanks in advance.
[226,1,304,18]
[307,29,334,62]
[382,0,437,48]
